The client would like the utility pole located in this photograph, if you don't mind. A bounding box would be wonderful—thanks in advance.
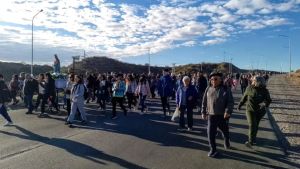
[31,9,43,76]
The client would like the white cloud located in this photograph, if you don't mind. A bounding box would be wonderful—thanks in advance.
[202,38,226,46]
[0,0,299,63]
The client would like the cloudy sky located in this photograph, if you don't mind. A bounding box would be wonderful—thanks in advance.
[0,0,299,72]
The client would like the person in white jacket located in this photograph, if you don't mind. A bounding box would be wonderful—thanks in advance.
[135,75,151,113]
[66,75,87,127]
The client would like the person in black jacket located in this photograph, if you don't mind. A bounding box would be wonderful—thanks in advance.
[196,71,208,112]
[0,74,13,126]
[23,74,38,114]
[45,73,59,113]
[96,74,110,111]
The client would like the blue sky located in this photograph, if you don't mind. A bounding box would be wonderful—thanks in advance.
[0,0,299,72]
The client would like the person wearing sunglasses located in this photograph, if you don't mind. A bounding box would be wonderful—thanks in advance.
[201,72,234,158]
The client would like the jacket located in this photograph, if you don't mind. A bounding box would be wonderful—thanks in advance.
[176,84,198,108]
[126,81,137,94]
[0,80,10,104]
[238,85,272,112]
[71,83,85,103]
[112,80,126,97]
[23,79,37,95]
[135,82,151,96]
[201,85,234,115]
[157,74,173,97]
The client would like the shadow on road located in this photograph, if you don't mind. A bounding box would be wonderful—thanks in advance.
[0,125,147,169]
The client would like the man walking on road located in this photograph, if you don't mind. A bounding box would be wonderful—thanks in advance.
[201,72,234,157]
[157,69,173,119]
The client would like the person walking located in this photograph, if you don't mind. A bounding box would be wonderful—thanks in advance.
[135,75,151,113]
[196,71,208,113]
[240,74,249,95]
[9,74,20,105]
[201,72,234,157]
[238,75,272,148]
[96,74,110,112]
[0,74,13,126]
[34,74,47,117]
[126,74,137,111]
[65,74,75,119]
[176,76,197,131]
[111,74,127,119]
[23,74,37,114]
[45,73,60,113]
[66,75,87,127]
[157,69,173,119]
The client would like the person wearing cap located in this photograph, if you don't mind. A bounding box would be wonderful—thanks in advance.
[111,73,127,119]
[157,68,173,119]
[176,76,198,131]
[237,75,271,148]
[201,72,234,157]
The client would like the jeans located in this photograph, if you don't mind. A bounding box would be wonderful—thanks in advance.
[139,94,147,112]
[25,95,33,112]
[0,104,12,122]
[112,97,127,117]
[207,115,230,151]
[161,96,170,116]
[179,105,193,128]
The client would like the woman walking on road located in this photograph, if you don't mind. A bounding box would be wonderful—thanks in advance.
[66,75,87,127]
[135,75,151,113]
[238,75,272,148]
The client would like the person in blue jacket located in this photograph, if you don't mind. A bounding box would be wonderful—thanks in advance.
[176,76,198,131]
[157,69,174,119]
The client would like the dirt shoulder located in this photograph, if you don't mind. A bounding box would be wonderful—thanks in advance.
[267,75,300,164]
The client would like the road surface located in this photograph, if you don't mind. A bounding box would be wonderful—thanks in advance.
[0,78,299,169]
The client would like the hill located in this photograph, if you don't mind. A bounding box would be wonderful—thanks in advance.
[66,57,249,75]
[175,62,242,74]
[0,61,52,81]
[67,56,168,75]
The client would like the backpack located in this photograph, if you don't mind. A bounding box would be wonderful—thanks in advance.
[83,85,89,100]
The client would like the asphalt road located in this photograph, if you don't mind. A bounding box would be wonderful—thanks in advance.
[0,83,299,169]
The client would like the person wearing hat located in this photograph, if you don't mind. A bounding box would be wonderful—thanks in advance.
[237,75,271,148]
[201,72,234,157]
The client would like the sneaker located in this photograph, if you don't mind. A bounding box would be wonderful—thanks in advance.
[38,113,45,118]
[208,150,218,157]
[187,127,193,131]
[65,121,72,125]
[245,141,253,148]
[111,115,118,120]
[25,111,33,114]
[4,121,13,126]
[224,140,231,150]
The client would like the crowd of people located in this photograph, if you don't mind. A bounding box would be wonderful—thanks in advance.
[0,68,272,158]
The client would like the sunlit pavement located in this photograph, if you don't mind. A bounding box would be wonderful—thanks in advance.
[0,81,298,169]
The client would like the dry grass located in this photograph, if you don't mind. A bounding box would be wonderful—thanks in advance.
[288,69,300,85]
